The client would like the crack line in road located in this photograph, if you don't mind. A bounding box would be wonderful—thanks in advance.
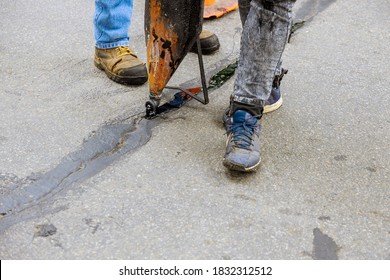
[0,57,238,232]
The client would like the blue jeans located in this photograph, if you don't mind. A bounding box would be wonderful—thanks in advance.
[94,0,133,49]
[230,0,296,116]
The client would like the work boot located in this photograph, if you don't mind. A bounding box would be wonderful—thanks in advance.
[191,30,220,55]
[223,110,261,172]
[94,46,148,85]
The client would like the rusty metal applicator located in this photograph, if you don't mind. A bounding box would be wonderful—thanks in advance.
[144,0,209,118]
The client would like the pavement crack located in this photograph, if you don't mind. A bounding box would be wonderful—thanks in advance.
[0,57,239,232]
[0,116,152,222]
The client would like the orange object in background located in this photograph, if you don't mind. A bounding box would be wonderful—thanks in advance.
[204,0,216,6]
[204,0,238,19]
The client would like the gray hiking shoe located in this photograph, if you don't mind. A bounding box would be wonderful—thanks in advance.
[223,110,261,172]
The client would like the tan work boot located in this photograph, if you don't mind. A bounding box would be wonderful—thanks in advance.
[94,46,148,85]
[191,30,220,55]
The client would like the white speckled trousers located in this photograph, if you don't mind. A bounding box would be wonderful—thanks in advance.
[230,0,296,116]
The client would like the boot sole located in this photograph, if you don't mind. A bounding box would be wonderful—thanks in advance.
[94,59,148,85]
[190,44,220,55]
[222,158,261,172]
[200,45,220,55]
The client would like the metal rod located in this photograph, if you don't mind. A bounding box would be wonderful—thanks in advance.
[196,36,209,104]
[164,35,209,105]
[165,86,206,104]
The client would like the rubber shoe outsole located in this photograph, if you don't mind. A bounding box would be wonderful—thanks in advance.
[263,96,283,113]
[222,157,261,172]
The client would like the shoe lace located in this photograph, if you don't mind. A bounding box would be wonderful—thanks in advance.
[228,117,259,150]
[116,46,135,58]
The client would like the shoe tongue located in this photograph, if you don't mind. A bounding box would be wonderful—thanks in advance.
[233,110,252,123]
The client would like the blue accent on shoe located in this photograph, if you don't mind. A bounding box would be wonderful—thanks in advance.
[230,111,258,150]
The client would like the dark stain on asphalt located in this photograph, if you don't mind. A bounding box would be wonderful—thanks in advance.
[290,0,337,39]
[0,117,153,223]
[34,223,57,237]
[278,208,302,216]
[0,58,237,232]
[84,218,101,234]
[365,167,376,172]
[318,216,331,221]
[234,194,257,202]
[334,155,347,161]
[312,228,340,260]
[294,0,337,23]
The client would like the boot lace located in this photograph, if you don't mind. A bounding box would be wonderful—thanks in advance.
[116,46,135,58]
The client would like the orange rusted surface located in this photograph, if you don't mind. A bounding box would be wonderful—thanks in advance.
[204,0,238,19]
[146,1,180,97]
[145,0,203,100]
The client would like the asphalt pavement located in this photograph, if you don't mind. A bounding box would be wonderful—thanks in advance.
[0,0,389,259]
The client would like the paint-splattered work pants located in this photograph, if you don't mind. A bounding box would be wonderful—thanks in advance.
[230,0,296,116]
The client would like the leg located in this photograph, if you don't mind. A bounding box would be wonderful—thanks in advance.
[238,0,251,26]
[94,0,132,48]
[237,0,291,114]
[231,0,296,116]
[223,0,296,172]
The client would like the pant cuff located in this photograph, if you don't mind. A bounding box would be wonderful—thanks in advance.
[95,40,129,49]
[229,96,264,118]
